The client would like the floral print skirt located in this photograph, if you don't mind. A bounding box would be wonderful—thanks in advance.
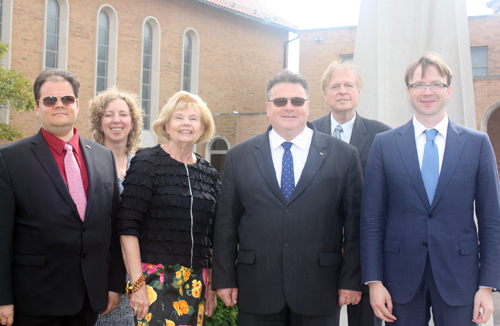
[136,263,208,326]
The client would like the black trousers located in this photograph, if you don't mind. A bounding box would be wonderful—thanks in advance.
[347,289,382,326]
[239,303,341,326]
[13,292,98,326]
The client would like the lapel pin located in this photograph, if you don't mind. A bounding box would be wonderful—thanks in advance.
[319,152,324,155]
[86,145,91,149]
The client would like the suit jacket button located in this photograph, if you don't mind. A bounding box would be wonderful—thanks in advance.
[82,227,86,233]
[428,214,433,219]
[423,242,428,247]
[285,209,290,213]
[284,242,289,247]
[82,253,87,258]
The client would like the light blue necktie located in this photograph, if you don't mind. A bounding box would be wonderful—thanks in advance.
[421,129,439,204]
[333,125,343,139]
[281,142,295,201]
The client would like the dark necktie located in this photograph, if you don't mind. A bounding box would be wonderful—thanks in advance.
[421,129,439,204]
[64,143,87,220]
[281,142,295,201]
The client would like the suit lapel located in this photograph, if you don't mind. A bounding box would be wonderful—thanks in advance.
[350,115,368,154]
[431,121,465,209]
[288,127,326,204]
[80,138,96,221]
[396,120,430,209]
[31,130,80,217]
[253,130,287,205]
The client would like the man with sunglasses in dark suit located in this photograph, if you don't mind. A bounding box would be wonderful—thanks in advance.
[311,60,390,326]
[0,69,124,326]
[212,69,364,325]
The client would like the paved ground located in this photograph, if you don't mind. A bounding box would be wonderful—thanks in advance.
[339,292,500,325]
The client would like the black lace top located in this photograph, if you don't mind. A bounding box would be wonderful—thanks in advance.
[117,145,220,269]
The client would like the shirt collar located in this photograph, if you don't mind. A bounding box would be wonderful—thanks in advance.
[330,111,357,133]
[413,114,448,139]
[41,127,81,155]
[269,126,313,150]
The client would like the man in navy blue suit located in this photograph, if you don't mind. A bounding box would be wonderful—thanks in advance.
[361,53,500,325]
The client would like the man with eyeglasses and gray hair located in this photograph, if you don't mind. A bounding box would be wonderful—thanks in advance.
[0,69,124,326]
[212,69,364,325]
[361,53,500,325]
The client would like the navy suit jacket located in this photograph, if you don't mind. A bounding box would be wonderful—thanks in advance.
[0,130,124,315]
[311,112,391,175]
[361,119,500,306]
[212,123,363,315]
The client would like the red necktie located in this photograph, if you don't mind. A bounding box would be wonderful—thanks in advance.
[64,143,87,221]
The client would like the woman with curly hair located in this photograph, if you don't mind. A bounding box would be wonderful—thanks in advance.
[89,87,143,326]
[117,91,219,326]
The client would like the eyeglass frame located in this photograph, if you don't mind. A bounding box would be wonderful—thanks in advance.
[267,97,309,107]
[408,83,449,92]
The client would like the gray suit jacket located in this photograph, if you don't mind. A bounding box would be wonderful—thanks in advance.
[311,112,391,174]
[212,123,363,315]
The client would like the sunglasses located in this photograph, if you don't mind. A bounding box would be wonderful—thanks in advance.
[38,95,77,107]
[268,97,308,107]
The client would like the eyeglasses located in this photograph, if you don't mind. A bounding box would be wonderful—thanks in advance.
[409,83,448,92]
[37,95,77,107]
[268,97,308,107]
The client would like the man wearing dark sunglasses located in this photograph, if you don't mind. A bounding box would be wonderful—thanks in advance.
[213,69,364,326]
[0,69,124,326]
[311,60,391,326]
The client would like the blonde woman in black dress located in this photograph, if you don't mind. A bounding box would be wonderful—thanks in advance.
[117,91,219,326]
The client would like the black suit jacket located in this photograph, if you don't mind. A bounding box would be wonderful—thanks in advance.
[0,130,124,316]
[212,123,363,315]
[311,112,391,174]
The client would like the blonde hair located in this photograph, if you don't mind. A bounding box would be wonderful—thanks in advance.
[153,91,215,144]
[404,53,452,86]
[321,60,363,94]
[88,87,143,154]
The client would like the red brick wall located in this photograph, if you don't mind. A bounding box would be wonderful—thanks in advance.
[469,15,500,76]
[1,0,289,150]
[469,15,500,166]
[298,26,357,120]
[488,104,500,172]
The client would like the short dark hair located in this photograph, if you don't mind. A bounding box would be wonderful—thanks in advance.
[33,69,81,103]
[265,69,309,100]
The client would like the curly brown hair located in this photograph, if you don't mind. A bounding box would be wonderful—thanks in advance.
[88,87,143,154]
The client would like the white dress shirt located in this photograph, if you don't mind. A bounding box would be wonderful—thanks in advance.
[269,127,313,187]
[330,112,356,143]
[413,114,448,174]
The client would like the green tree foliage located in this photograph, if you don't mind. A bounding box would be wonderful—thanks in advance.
[0,42,35,141]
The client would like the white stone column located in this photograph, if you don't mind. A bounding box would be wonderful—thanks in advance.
[353,0,476,129]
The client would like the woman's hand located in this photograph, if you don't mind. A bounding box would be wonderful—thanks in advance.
[130,284,149,320]
[205,284,217,317]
